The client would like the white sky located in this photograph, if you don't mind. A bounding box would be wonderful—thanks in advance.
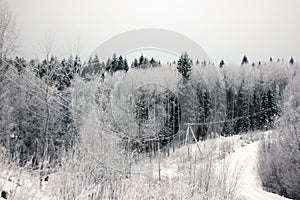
[9,0,300,64]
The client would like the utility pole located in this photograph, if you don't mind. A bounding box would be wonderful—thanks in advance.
[158,138,161,182]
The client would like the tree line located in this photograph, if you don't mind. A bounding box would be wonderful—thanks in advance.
[0,53,297,166]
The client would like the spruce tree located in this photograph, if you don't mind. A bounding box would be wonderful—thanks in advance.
[266,89,278,127]
[74,55,82,74]
[14,57,26,73]
[219,60,225,68]
[235,81,250,133]
[224,86,236,136]
[203,89,212,138]
[132,58,138,68]
[106,58,112,72]
[139,54,144,66]
[177,52,193,79]
[110,53,118,73]
[249,88,261,131]
[241,55,249,65]
[260,88,277,130]
[289,57,294,65]
[92,54,101,74]
[36,59,47,79]
[118,55,124,72]
[150,57,156,66]
[123,58,129,72]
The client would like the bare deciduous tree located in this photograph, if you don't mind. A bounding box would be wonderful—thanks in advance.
[39,32,55,61]
[0,0,18,59]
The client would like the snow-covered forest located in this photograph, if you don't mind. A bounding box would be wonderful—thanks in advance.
[1,50,299,199]
[1,0,300,199]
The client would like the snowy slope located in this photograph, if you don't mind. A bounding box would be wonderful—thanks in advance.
[129,132,292,200]
[0,133,293,200]
[233,141,290,200]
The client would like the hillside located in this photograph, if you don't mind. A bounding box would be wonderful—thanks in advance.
[0,132,291,200]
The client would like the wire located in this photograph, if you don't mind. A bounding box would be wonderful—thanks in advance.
[1,59,298,175]
[7,59,287,131]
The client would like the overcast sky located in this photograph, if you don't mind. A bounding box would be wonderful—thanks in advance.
[9,0,300,64]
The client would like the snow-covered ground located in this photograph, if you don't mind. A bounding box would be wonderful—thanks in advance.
[0,132,292,199]
[0,168,51,200]
[234,141,290,200]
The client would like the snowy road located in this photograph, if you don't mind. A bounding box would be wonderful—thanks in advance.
[234,141,290,200]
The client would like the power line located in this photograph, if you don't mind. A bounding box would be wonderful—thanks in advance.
[6,59,287,129]
[2,60,284,146]
[1,59,297,175]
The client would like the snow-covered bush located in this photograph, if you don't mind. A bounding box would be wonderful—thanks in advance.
[45,136,244,200]
[258,70,300,199]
